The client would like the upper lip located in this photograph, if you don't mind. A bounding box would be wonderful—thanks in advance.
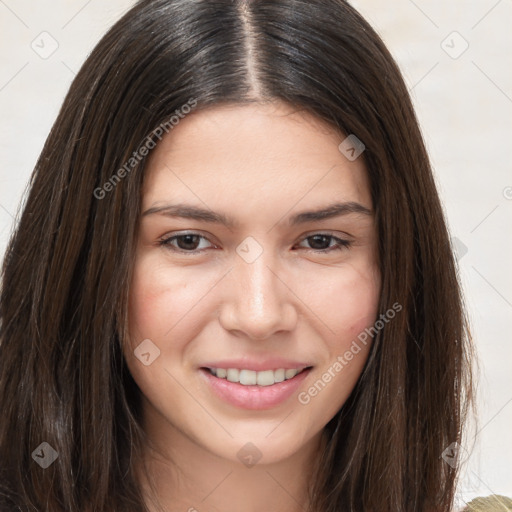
[200,358,313,372]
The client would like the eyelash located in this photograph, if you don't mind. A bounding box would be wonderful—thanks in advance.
[158,232,352,254]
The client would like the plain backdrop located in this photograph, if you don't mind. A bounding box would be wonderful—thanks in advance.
[0,0,511,507]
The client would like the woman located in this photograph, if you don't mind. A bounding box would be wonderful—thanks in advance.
[0,0,474,510]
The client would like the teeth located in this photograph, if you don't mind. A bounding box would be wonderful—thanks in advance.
[256,370,275,386]
[227,368,239,382]
[274,368,285,383]
[239,369,257,385]
[285,369,298,379]
[209,367,306,386]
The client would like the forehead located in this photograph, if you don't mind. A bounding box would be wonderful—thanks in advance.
[142,101,371,212]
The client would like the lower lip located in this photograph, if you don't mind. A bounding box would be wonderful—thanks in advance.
[200,368,312,410]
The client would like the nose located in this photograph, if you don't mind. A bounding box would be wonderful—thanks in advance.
[218,251,298,340]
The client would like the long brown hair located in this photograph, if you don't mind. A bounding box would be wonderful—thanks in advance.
[0,0,474,510]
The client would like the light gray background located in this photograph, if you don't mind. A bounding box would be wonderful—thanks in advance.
[0,0,511,507]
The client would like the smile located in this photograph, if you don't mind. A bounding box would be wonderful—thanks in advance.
[200,366,313,410]
[207,367,309,386]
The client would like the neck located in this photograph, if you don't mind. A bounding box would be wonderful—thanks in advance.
[136,404,326,512]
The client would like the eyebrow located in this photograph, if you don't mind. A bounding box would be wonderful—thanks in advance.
[142,201,372,228]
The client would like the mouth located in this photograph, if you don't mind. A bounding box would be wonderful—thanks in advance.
[199,365,313,410]
[203,366,311,386]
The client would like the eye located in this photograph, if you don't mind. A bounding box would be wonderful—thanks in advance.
[295,233,352,252]
[159,232,215,253]
[158,232,351,254]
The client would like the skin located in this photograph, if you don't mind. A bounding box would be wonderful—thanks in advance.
[125,101,381,512]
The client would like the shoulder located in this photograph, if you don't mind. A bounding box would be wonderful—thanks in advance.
[461,494,512,511]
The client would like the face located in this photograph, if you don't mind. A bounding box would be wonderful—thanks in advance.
[125,101,380,466]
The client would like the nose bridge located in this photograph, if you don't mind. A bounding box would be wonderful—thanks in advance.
[220,243,296,339]
[240,252,278,312]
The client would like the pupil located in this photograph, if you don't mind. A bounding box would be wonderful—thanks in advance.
[178,235,200,250]
[309,235,330,249]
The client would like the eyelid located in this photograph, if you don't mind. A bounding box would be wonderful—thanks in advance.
[158,230,353,254]
[293,231,352,251]
[297,229,351,240]
[158,230,219,250]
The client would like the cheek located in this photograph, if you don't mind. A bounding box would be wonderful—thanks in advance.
[127,256,208,344]
[296,264,380,425]
[128,272,168,342]
[125,257,210,403]
[302,261,381,347]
